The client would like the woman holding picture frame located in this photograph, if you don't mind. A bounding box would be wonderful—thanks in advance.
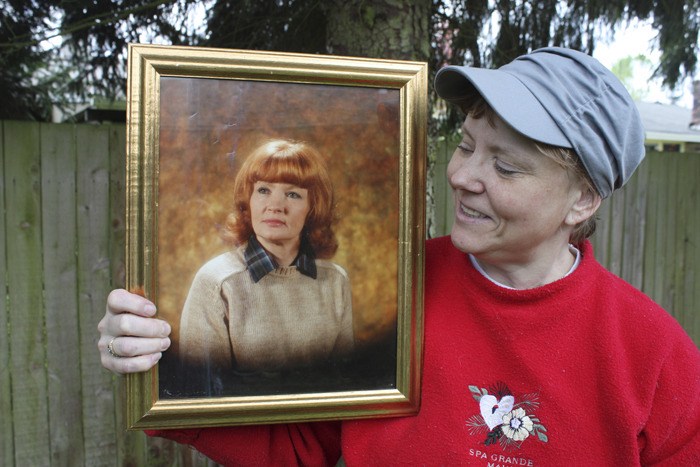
[99,47,699,464]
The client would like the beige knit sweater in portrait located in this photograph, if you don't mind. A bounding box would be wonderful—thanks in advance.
[179,248,354,372]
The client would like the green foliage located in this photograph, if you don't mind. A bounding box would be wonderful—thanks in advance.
[611,54,653,100]
[205,0,327,53]
[1,0,204,120]
[431,0,699,129]
[0,0,61,119]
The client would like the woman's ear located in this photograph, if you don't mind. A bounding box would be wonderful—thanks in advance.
[565,187,602,227]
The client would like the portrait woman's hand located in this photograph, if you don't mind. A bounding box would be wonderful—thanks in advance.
[98,289,172,374]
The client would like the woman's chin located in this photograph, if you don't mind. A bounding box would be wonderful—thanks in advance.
[450,229,479,255]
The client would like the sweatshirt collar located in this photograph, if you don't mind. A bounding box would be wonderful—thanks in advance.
[469,244,581,290]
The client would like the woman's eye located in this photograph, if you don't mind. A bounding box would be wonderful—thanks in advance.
[457,143,473,153]
[286,191,302,199]
[257,186,270,194]
[494,162,519,176]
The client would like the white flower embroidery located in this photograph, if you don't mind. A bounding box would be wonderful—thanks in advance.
[467,383,548,449]
[501,408,534,441]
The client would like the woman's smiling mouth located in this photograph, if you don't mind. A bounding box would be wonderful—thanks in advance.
[458,203,488,219]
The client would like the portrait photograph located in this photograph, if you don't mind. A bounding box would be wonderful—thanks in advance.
[125,45,426,429]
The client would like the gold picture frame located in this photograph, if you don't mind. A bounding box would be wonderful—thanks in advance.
[125,44,426,430]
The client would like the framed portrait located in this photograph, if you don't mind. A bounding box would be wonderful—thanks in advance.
[125,44,427,429]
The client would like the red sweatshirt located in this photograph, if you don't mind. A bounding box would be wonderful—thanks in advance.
[151,237,700,466]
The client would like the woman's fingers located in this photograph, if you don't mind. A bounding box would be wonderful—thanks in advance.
[100,351,163,375]
[99,289,171,339]
[106,288,157,317]
[98,334,171,374]
[98,289,172,374]
[98,335,171,359]
[100,310,171,339]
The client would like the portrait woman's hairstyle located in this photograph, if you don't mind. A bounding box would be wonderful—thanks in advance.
[223,139,339,258]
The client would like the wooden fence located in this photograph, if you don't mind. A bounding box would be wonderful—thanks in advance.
[0,121,216,466]
[1,122,698,466]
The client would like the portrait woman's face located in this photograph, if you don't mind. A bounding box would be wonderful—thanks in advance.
[250,180,311,249]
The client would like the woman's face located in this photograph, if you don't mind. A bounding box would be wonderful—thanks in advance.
[447,114,585,266]
[250,181,310,250]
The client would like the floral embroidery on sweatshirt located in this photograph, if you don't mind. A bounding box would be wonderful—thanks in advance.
[466,382,548,449]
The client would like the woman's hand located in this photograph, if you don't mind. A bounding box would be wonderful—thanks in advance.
[98,289,171,374]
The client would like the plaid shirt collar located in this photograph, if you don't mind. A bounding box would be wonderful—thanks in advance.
[244,235,317,283]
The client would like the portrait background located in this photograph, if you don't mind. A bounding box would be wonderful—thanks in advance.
[157,76,401,367]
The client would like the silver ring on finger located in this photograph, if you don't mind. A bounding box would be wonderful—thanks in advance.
[107,337,123,358]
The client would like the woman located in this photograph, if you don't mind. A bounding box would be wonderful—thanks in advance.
[178,139,353,375]
[105,139,354,394]
[99,48,699,464]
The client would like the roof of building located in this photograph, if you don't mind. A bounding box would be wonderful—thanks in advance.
[636,101,700,143]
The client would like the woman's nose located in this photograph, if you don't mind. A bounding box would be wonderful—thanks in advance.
[266,192,286,212]
[447,152,485,194]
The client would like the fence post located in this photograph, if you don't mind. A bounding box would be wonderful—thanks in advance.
[41,122,85,465]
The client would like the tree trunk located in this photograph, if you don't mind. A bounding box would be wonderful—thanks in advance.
[323,0,431,62]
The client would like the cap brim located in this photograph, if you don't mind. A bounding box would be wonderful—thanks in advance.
[435,65,572,148]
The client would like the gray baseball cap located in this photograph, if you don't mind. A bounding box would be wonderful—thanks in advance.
[434,47,645,198]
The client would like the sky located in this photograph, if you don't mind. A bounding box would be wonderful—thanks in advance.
[593,20,696,109]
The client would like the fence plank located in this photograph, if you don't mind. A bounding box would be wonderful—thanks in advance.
[691,156,700,341]
[672,155,686,323]
[608,183,627,277]
[3,120,51,465]
[692,156,700,341]
[621,161,648,289]
[663,157,680,318]
[431,136,454,238]
[675,154,699,338]
[75,124,117,466]
[593,197,611,268]
[643,154,665,310]
[108,125,127,303]
[41,123,86,466]
[0,122,14,467]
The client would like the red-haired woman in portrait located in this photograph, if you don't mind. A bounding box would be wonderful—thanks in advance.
[127,139,354,395]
